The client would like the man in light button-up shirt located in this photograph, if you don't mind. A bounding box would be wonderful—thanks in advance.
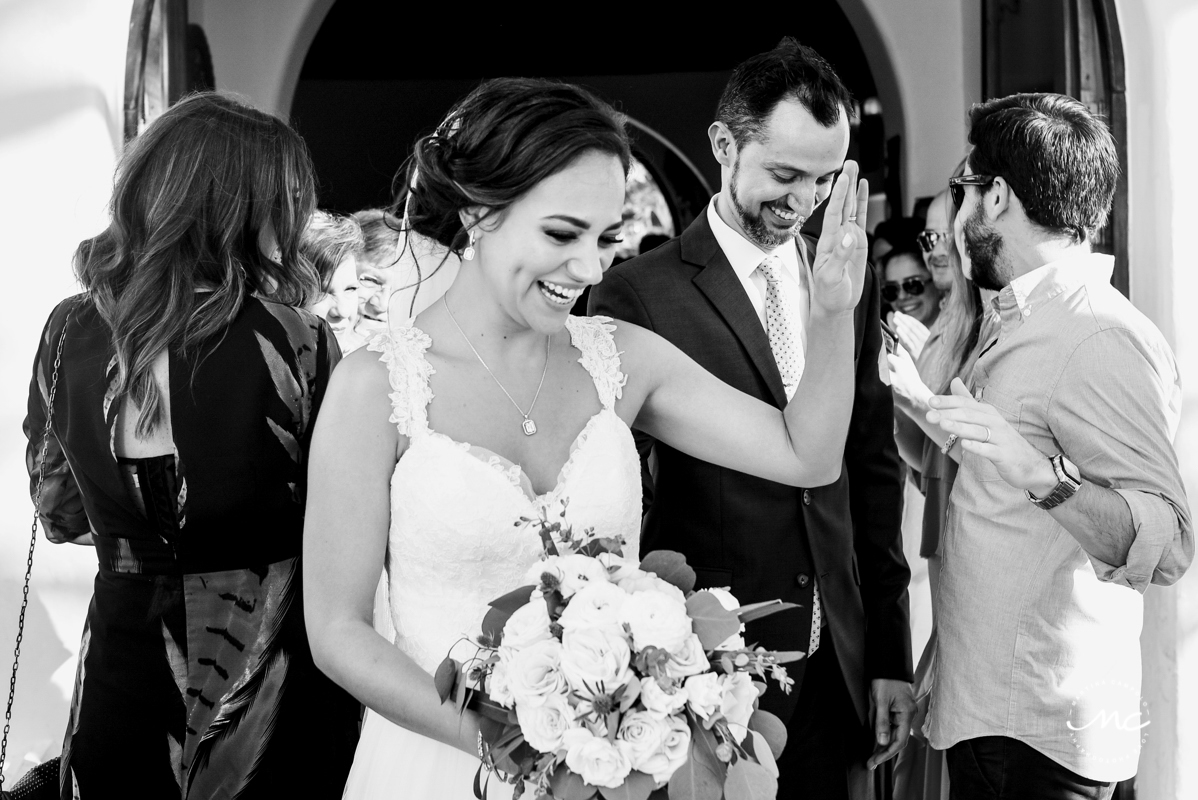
[923,94,1192,799]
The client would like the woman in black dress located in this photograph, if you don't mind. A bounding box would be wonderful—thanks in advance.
[23,93,360,798]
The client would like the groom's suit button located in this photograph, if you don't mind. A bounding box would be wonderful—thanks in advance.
[802,490,812,505]
[796,574,810,588]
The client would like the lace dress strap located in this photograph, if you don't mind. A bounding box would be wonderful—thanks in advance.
[366,325,435,437]
[565,315,627,411]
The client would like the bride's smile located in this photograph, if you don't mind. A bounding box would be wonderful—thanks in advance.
[457,149,626,337]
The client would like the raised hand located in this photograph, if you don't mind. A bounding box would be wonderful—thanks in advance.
[887,344,933,412]
[810,160,869,316]
[889,311,931,361]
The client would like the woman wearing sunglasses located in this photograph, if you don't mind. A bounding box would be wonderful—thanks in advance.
[882,246,943,336]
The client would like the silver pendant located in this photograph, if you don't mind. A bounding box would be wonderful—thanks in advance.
[522,418,537,436]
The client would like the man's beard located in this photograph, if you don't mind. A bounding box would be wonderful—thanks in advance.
[962,203,1007,291]
[729,157,801,249]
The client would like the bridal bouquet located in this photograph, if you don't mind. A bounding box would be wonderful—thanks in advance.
[435,507,803,800]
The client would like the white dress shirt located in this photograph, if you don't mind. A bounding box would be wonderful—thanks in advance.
[706,195,811,354]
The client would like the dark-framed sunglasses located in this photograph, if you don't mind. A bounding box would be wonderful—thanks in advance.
[882,276,931,303]
[917,230,950,253]
[949,174,996,209]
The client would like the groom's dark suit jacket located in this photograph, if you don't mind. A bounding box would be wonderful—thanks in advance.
[590,213,912,727]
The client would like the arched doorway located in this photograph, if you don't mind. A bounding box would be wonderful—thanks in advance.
[288,2,891,234]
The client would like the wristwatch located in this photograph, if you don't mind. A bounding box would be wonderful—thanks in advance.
[1026,454,1082,510]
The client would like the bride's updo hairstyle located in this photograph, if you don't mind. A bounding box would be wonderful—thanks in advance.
[396,77,632,256]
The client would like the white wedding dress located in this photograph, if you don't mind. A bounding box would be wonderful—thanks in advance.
[342,315,643,799]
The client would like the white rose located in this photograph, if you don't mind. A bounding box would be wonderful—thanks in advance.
[617,710,668,774]
[558,581,629,632]
[596,552,641,582]
[620,591,692,654]
[618,572,686,604]
[487,646,516,708]
[562,728,633,788]
[719,672,759,742]
[684,673,723,722]
[554,554,612,598]
[502,600,552,649]
[507,639,569,707]
[664,634,711,679]
[639,676,689,719]
[653,714,692,785]
[516,692,576,754]
[560,626,633,698]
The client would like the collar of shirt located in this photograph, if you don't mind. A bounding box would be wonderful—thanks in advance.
[706,194,806,280]
[991,251,1115,329]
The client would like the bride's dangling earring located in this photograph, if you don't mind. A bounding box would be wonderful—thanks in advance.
[463,229,477,261]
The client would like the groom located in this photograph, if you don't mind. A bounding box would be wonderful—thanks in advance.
[591,39,914,798]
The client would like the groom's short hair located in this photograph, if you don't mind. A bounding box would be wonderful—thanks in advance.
[716,37,853,146]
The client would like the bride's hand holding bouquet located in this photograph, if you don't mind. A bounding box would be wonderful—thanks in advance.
[436,508,804,800]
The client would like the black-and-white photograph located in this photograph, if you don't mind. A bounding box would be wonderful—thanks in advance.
[1,2,1196,799]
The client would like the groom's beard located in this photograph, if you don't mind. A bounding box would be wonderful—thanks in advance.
[962,203,1007,292]
[729,157,802,250]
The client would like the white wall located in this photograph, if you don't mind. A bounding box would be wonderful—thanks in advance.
[0,0,132,782]
[841,0,983,211]
[1120,2,1198,796]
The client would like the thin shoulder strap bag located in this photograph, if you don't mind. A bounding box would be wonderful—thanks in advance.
[1,315,70,800]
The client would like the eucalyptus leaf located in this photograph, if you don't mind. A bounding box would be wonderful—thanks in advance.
[685,591,742,651]
[638,550,696,594]
[666,728,724,800]
[549,765,599,800]
[724,757,777,800]
[597,770,656,800]
[735,600,801,624]
[747,710,788,761]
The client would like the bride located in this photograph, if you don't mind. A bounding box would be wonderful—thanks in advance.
[303,77,869,798]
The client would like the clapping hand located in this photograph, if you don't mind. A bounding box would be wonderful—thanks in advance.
[927,378,1056,493]
[888,311,931,360]
[886,344,933,412]
[810,160,869,316]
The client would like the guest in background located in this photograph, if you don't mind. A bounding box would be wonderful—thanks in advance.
[350,209,404,337]
[927,93,1191,799]
[23,92,359,799]
[304,210,366,353]
[349,208,461,336]
[887,182,994,800]
[919,191,955,296]
[871,215,923,265]
[882,247,942,358]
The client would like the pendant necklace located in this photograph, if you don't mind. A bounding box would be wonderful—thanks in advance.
[443,295,550,436]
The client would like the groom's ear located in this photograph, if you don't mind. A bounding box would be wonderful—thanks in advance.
[709,122,736,169]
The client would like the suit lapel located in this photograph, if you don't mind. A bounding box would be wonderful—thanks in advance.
[683,214,788,408]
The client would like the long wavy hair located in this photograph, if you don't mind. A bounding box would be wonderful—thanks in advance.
[918,159,984,394]
[75,92,319,437]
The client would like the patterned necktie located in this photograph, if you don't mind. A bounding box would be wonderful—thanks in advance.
[757,255,821,656]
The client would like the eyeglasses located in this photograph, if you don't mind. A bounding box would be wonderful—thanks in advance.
[882,276,931,303]
[949,174,996,209]
[917,230,951,253]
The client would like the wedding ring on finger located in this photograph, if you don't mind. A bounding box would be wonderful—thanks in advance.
[847,215,858,223]
[982,426,992,444]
